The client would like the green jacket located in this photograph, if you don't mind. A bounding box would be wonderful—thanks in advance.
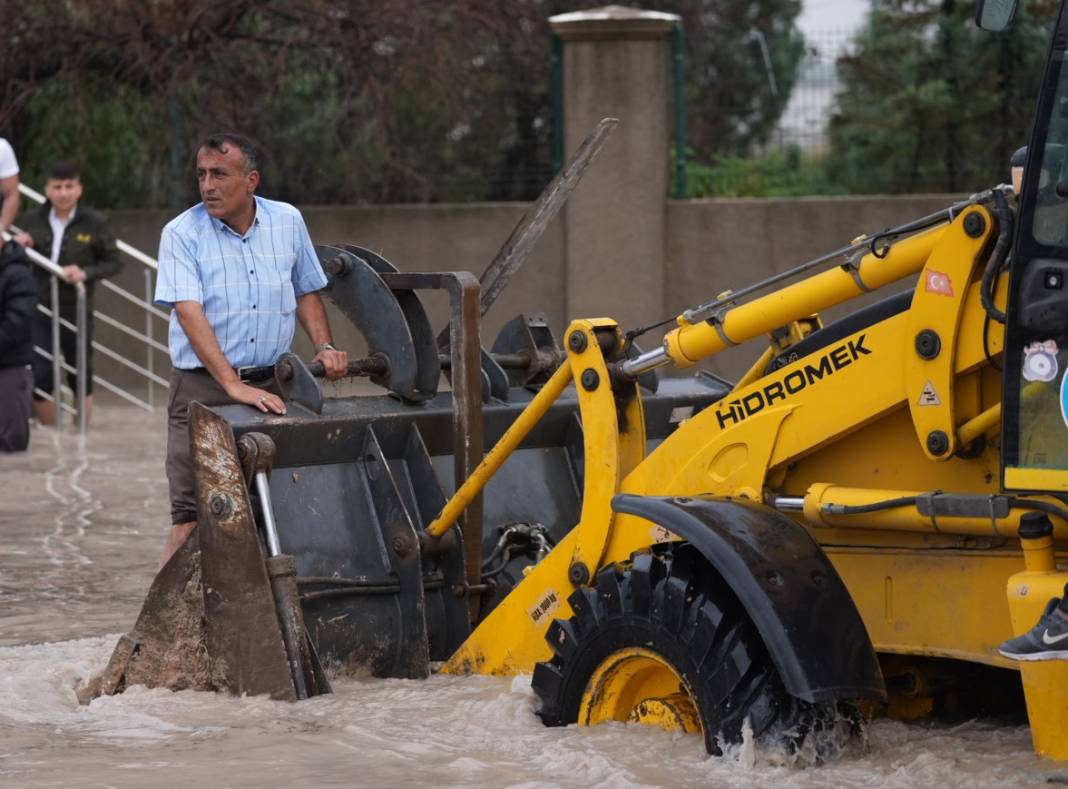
[21,202,122,310]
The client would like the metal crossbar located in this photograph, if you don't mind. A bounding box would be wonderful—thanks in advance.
[93,311,169,353]
[99,279,169,320]
[92,341,170,387]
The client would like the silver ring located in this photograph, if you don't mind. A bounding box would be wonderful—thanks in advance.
[259,395,268,403]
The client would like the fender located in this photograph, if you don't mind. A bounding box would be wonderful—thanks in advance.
[612,493,886,704]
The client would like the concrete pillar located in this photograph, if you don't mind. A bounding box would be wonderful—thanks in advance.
[549,6,678,330]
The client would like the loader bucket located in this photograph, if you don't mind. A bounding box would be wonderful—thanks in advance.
[85,353,728,701]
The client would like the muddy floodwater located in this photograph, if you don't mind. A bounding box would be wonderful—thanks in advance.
[0,407,1062,788]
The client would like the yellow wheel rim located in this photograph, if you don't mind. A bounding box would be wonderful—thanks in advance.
[579,646,702,735]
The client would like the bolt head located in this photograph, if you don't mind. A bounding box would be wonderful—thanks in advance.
[391,534,411,557]
[926,430,949,456]
[963,212,986,238]
[914,329,941,360]
[568,331,588,353]
[568,562,590,586]
[209,493,233,518]
[580,368,600,391]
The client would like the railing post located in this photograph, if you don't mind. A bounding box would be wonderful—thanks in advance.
[76,284,88,435]
[144,268,154,408]
[50,276,63,434]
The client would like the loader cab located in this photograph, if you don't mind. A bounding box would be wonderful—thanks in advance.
[1000,0,1068,489]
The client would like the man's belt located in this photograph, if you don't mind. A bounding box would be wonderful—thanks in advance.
[184,364,275,383]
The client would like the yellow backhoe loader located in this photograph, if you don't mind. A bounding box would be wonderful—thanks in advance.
[89,0,1068,764]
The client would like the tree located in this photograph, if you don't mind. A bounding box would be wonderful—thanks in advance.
[828,0,1058,194]
[665,0,806,156]
[0,1,806,208]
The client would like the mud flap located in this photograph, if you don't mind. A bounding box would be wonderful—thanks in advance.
[612,494,886,704]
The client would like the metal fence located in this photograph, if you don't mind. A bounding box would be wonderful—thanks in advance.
[768,28,855,156]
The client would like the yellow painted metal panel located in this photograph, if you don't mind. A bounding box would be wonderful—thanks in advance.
[827,548,1022,666]
[1005,467,1068,491]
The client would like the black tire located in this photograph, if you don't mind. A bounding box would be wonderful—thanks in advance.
[531,543,857,759]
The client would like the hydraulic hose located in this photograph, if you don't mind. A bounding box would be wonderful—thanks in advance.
[786,484,1068,527]
[980,188,1013,324]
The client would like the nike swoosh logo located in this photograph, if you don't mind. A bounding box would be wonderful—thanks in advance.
[1042,629,1068,645]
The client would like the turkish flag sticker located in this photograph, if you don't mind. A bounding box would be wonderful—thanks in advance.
[925,269,954,297]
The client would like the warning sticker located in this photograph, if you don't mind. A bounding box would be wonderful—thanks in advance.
[527,588,561,626]
[918,381,941,406]
[1023,340,1059,383]
[924,269,954,297]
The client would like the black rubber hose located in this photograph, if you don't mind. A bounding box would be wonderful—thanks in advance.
[980,189,1013,324]
[1008,497,1068,525]
[823,496,918,515]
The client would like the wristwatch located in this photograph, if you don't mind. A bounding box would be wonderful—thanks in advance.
[316,342,338,353]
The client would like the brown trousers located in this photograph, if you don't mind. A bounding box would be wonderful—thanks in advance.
[165,369,270,524]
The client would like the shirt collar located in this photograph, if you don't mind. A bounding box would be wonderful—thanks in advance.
[212,196,261,238]
[48,204,77,226]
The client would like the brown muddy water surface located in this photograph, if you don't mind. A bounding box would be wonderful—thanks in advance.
[0,407,1061,788]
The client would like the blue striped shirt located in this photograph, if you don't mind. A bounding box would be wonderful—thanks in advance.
[155,196,328,369]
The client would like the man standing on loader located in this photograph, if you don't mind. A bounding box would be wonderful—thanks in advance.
[154,132,348,568]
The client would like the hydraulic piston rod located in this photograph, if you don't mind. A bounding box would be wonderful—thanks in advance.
[664,220,951,367]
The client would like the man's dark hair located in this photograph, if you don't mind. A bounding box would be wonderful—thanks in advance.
[47,161,80,181]
[198,133,260,174]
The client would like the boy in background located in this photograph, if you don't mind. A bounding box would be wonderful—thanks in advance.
[18,161,121,427]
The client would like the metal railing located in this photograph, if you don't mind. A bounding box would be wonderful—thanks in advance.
[16,183,168,434]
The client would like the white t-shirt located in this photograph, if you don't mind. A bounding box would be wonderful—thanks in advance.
[49,206,75,263]
[0,138,19,179]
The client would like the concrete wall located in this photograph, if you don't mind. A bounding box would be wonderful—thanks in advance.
[90,194,960,403]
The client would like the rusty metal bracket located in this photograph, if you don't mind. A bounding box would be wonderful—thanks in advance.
[273,352,323,415]
[381,271,484,622]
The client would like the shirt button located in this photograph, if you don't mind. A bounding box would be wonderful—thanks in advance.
[250,269,254,274]
[250,338,255,343]
[252,304,257,309]
[242,239,248,244]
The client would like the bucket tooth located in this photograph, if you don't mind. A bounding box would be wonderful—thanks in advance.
[79,535,209,703]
